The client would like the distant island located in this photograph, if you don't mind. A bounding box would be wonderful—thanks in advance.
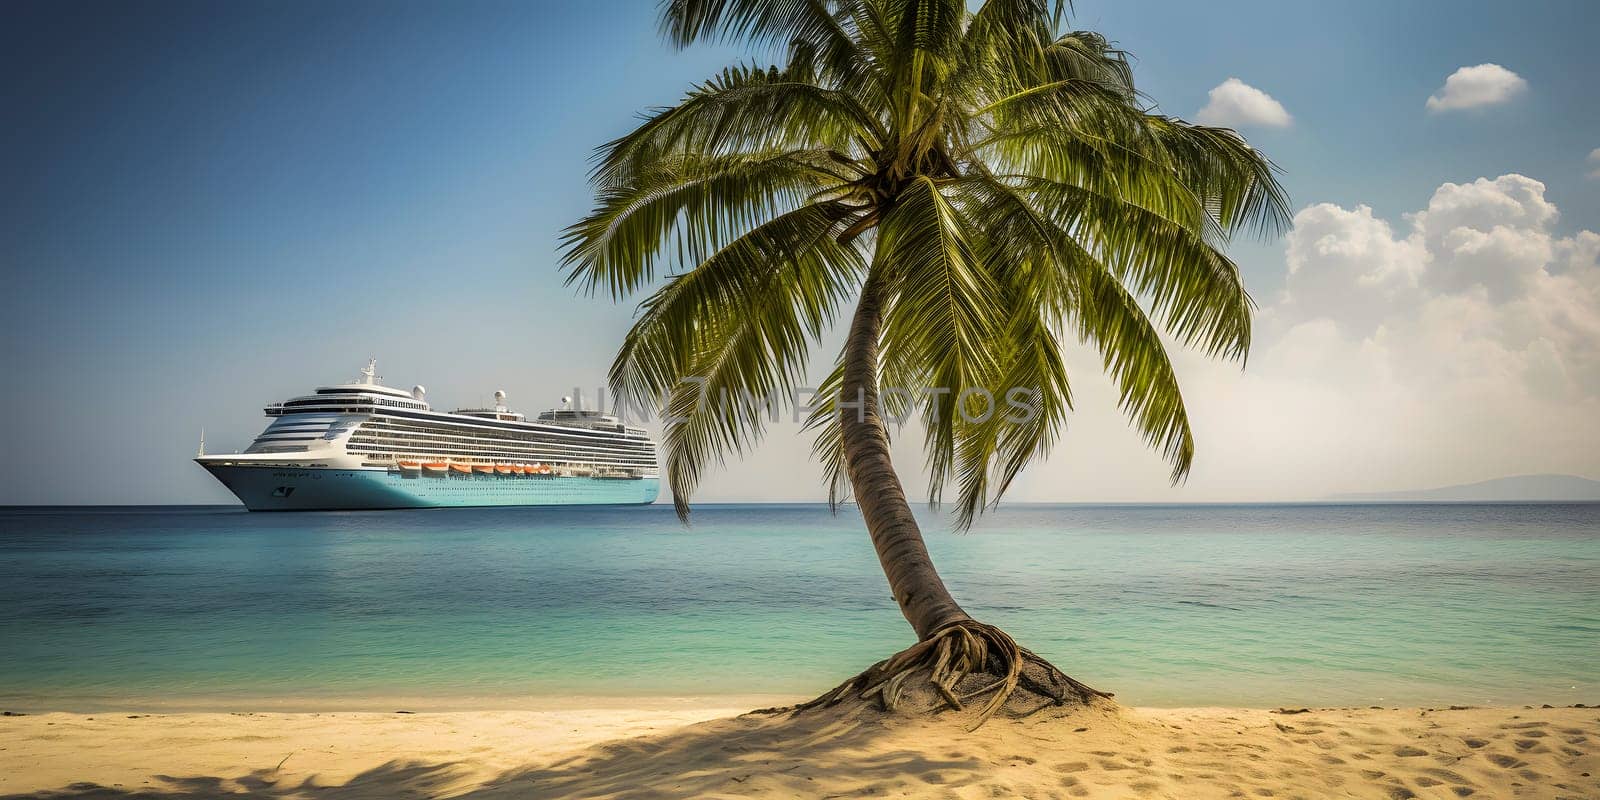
[1333,473,1600,502]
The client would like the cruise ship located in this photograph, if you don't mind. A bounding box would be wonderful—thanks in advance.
[196,360,660,510]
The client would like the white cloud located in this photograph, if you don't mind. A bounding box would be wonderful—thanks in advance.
[1009,173,1600,501]
[1226,174,1600,488]
[1195,78,1292,128]
[1278,202,1424,332]
[1279,174,1588,338]
[1410,174,1558,301]
[1588,148,1600,179]
[1425,63,1527,112]
[1410,174,1558,238]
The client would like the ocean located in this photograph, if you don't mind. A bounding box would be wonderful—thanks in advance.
[1,503,1595,711]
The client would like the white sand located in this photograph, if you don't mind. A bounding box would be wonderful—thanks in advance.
[2,701,1596,798]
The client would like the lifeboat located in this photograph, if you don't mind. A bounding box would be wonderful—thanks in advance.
[397,461,421,472]
[450,463,473,474]
[473,464,496,474]
[537,464,553,475]
[422,462,448,473]
[495,464,515,475]
[519,465,534,475]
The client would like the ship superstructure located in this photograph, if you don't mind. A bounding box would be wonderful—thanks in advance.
[196,360,659,510]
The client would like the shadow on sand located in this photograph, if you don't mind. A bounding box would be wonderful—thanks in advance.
[4,709,986,800]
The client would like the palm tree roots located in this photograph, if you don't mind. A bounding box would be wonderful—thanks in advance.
[794,619,1112,728]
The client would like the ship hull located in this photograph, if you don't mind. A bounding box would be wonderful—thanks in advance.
[201,464,660,511]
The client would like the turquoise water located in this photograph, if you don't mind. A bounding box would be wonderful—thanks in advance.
[1,503,1596,710]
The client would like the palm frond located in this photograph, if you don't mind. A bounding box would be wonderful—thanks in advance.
[880,0,966,128]
[802,360,853,509]
[947,289,1072,528]
[874,176,1002,504]
[1041,31,1135,98]
[1019,175,1254,360]
[661,0,855,53]
[1140,117,1292,240]
[561,150,849,298]
[595,62,883,190]
[1066,247,1196,482]
[661,0,881,95]
[611,202,864,518]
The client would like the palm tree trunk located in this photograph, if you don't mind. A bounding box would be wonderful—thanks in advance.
[839,278,971,641]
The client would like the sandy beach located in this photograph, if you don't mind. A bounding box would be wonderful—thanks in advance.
[2,701,1595,799]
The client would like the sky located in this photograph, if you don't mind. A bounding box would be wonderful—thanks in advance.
[2,0,1597,505]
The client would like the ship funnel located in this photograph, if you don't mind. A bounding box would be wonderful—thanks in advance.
[412,385,427,401]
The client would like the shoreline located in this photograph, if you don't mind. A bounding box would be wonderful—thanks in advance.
[4,693,1595,715]
[4,701,1595,799]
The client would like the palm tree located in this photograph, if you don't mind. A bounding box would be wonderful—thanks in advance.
[562,0,1289,723]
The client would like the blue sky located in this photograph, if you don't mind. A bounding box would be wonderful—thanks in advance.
[2,0,1597,504]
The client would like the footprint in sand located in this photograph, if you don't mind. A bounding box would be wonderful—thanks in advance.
[1512,738,1543,752]
[1392,746,1428,757]
[1485,753,1524,769]
[1052,761,1090,774]
[1462,738,1488,748]
[1450,788,1475,797]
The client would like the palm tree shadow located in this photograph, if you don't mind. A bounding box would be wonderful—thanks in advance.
[5,709,984,800]
[3,761,464,800]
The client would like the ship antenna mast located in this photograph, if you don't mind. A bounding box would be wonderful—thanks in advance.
[197,428,205,457]
[361,357,378,385]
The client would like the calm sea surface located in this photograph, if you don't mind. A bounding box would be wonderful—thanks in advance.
[1,503,1596,710]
